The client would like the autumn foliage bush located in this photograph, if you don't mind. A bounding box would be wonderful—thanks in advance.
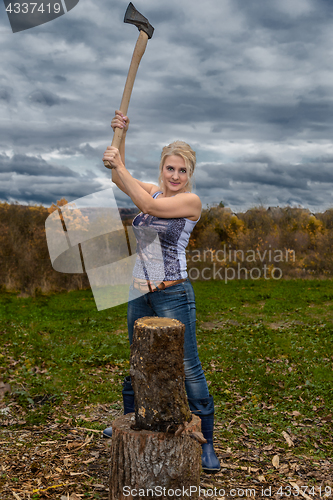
[188,205,333,279]
[0,200,89,295]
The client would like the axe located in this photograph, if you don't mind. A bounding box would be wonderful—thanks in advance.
[104,2,154,169]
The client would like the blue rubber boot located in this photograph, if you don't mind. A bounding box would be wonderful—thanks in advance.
[188,395,221,474]
[103,376,135,438]
[199,413,221,473]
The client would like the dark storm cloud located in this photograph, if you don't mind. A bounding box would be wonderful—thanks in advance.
[196,153,333,211]
[1,0,333,210]
[0,88,11,102]
[0,152,104,205]
[0,119,106,151]
[232,0,333,33]
[215,156,333,188]
[0,153,74,176]
[28,89,64,107]
[63,143,98,159]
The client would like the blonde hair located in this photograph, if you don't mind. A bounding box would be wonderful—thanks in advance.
[158,141,196,192]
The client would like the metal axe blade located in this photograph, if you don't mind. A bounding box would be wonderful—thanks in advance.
[124,2,154,39]
[104,3,154,169]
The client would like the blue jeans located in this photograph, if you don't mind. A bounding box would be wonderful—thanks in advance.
[126,278,210,401]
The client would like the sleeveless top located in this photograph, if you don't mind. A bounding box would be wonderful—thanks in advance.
[132,191,200,281]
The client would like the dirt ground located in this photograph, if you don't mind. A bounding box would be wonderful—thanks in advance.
[0,402,332,500]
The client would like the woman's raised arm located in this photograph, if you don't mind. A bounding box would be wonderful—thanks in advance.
[108,110,129,193]
[105,110,157,197]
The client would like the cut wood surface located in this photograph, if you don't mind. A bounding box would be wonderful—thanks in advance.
[130,316,191,432]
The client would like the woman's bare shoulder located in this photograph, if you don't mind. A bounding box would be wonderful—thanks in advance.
[176,192,201,205]
[145,191,201,220]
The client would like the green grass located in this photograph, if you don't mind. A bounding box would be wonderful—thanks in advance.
[1,279,333,457]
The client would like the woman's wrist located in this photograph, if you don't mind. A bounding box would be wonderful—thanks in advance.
[117,162,126,172]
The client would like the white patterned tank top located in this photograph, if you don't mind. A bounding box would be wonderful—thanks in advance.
[132,191,200,281]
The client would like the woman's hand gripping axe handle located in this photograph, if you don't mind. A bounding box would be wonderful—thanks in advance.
[104,2,154,169]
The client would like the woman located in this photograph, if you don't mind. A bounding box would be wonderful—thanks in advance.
[102,111,220,474]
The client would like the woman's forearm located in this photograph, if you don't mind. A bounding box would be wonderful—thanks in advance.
[116,164,152,213]
[111,131,127,191]
[104,144,151,211]
[118,130,126,164]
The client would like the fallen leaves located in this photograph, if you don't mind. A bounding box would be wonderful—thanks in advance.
[68,494,82,500]
[66,432,94,451]
[240,423,249,436]
[0,402,332,500]
[282,430,294,447]
[66,441,83,450]
[257,474,266,482]
[219,460,260,473]
[289,482,313,500]
[0,411,112,499]
[73,426,102,434]
[0,380,11,401]
[272,454,280,468]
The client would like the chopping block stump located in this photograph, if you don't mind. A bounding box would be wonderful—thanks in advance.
[109,317,202,500]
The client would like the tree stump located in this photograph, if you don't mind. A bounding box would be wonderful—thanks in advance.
[109,413,202,500]
[109,317,203,500]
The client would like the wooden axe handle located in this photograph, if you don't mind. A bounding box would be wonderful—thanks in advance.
[104,30,149,169]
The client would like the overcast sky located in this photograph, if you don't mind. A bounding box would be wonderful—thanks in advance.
[1,0,333,212]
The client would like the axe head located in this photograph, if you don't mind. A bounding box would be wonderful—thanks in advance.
[124,2,154,39]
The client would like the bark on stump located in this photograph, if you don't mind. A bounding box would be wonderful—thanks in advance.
[109,317,202,500]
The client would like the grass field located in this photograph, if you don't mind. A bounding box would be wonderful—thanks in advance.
[0,278,333,498]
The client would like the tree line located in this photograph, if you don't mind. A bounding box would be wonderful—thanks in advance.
[0,201,332,295]
[188,205,333,280]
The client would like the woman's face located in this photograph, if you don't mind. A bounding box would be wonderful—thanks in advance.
[162,155,189,193]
